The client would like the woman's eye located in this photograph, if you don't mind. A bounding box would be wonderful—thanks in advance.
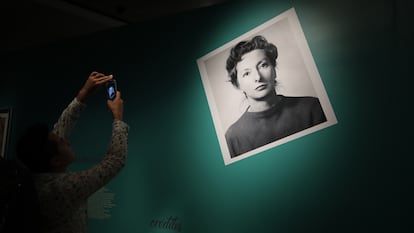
[260,63,269,68]
[242,72,250,77]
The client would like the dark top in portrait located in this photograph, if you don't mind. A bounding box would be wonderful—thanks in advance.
[225,95,327,157]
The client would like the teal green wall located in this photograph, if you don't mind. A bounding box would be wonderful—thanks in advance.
[1,0,406,232]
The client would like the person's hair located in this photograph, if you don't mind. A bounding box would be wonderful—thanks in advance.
[226,35,278,88]
[16,124,58,173]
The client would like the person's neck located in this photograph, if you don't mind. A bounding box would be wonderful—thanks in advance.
[248,93,281,112]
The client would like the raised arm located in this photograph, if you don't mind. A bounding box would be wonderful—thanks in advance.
[52,71,113,138]
[60,90,128,201]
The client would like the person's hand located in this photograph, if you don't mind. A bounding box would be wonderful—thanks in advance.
[77,71,113,103]
[107,91,123,121]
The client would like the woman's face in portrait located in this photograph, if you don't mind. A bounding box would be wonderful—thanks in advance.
[236,49,276,100]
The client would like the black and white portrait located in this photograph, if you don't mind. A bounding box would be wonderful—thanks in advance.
[197,8,337,165]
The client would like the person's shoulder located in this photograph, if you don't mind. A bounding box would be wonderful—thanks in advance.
[282,95,320,105]
[280,96,323,113]
[283,95,319,101]
[225,112,249,138]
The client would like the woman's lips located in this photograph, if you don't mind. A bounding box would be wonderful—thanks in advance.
[255,84,267,90]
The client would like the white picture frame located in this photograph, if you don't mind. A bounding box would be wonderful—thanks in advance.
[197,7,337,165]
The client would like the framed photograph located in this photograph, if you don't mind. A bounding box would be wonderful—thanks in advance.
[197,7,337,165]
[0,108,12,159]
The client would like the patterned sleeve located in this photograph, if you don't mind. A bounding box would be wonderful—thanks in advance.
[50,97,129,203]
[58,119,129,203]
[52,98,86,139]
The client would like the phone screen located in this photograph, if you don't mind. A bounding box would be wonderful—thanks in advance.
[107,80,117,100]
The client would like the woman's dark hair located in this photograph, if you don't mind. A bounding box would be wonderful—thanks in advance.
[16,124,58,173]
[226,35,278,87]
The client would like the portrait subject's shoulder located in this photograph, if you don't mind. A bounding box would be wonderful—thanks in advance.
[225,113,246,139]
[282,95,320,106]
[282,96,325,115]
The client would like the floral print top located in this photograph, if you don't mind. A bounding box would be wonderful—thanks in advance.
[34,98,129,233]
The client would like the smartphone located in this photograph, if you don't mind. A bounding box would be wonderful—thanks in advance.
[106,79,117,100]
